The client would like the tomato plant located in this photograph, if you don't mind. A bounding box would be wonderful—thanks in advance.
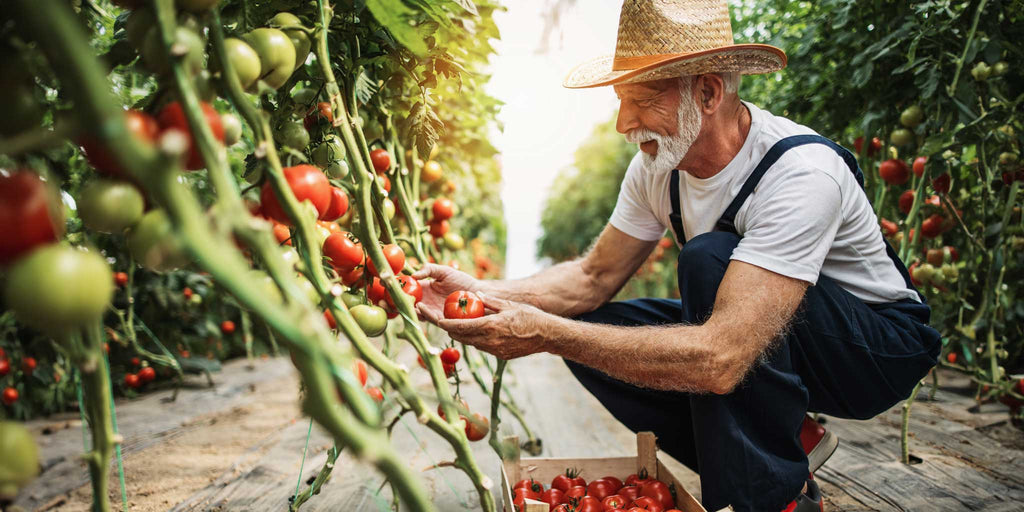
[260,165,332,224]
[156,101,225,170]
[444,291,485,319]
[0,171,64,265]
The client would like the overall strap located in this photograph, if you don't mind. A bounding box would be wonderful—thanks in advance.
[668,169,687,244]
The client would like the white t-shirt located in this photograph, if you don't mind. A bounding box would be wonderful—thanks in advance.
[609,101,918,304]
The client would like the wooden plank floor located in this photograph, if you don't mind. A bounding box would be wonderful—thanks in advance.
[12,346,1024,511]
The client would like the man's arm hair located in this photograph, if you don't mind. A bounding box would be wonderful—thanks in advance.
[482,224,658,317]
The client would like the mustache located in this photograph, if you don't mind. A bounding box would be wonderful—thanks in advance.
[624,129,663,144]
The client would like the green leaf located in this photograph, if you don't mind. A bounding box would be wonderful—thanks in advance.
[449,0,478,16]
[365,0,428,56]
[401,101,445,158]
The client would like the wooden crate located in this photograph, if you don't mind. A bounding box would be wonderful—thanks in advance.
[500,431,707,512]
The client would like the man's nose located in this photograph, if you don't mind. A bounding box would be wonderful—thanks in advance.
[616,102,640,134]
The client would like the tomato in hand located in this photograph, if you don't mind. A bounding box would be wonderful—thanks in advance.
[440,347,461,365]
[260,165,332,224]
[432,197,455,220]
[385,275,423,308]
[0,171,64,266]
[323,232,363,270]
[319,187,349,221]
[464,412,489,441]
[366,244,405,277]
[443,291,485,319]
[639,480,674,509]
[156,101,225,170]
[370,148,391,173]
[138,366,156,383]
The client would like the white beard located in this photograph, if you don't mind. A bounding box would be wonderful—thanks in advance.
[625,78,703,175]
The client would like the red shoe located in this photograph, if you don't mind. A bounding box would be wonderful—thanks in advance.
[801,414,838,472]
[781,478,823,512]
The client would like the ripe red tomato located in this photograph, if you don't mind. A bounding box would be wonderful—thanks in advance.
[21,357,36,376]
[945,351,957,364]
[879,159,910,185]
[0,359,10,377]
[602,477,623,491]
[920,214,945,239]
[272,222,292,245]
[340,265,364,286]
[898,189,916,214]
[156,101,225,170]
[352,359,368,387]
[124,373,141,389]
[440,347,461,365]
[138,366,156,383]
[260,165,332,225]
[316,102,333,124]
[639,480,674,509]
[630,496,664,512]
[2,387,18,406]
[443,291,485,319]
[377,175,391,194]
[879,218,898,237]
[386,275,423,308]
[618,485,641,503]
[540,488,564,509]
[564,485,587,501]
[587,479,617,501]
[323,232,364,270]
[81,109,160,178]
[366,244,405,277]
[552,505,571,512]
[436,397,468,421]
[432,197,455,220]
[932,173,951,194]
[429,219,450,238]
[114,272,129,287]
[319,187,349,221]
[917,155,933,178]
[366,386,384,402]
[854,136,882,156]
[551,470,581,493]
[0,171,65,266]
[220,320,236,335]
[575,496,603,512]
[367,277,388,307]
[514,487,541,502]
[603,495,628,510]
[323,310,337,329]
[130,357,141,367]
[370,148,391,173]
[514,478,544,494]
[464,412,489,441]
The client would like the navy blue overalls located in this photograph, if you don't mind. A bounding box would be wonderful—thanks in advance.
[565,135,942,512]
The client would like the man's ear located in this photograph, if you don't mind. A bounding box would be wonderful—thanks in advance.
[696,74,725,115]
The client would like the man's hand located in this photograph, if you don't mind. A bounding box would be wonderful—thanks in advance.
[412,263,482,323]
[420,293,550,360]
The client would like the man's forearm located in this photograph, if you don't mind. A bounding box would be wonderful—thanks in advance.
[479,259,610,318]
[542,314,730,393]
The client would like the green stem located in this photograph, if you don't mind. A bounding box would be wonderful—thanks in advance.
[946,0,990,97]
[81,322,116,512]
[290,444,343,511]
[464,346,541,454]
[901,379,925,464]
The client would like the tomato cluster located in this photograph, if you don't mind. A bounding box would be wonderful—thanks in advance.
[512,469,680,512]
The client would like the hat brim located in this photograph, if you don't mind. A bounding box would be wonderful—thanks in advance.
[563,44,787,89]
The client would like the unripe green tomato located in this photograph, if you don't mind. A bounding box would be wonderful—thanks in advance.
[297,278,320,305]
[242,28,295,90]
[128,209,190,271]
[142,26,204,76]
[899,105,923,128]
[941,263,959,281]
[382,198,396,220]
[188,293,203,306]
[312,135,346,166]
[971,62,991,81]
[0,421,40,500]
[327,160,349,179]
[78,180,145,234]
[222,38,262,90]
[941,149,957,161]
[351,304,387,336]
[999,152,1019,165]
[890,128,914,147]
[4,244,114,336]
[275,121,309,150]
[221,113,243,146]
[912,262,936,285]
[443,232,465,251]
[992,61,1009,76]
[269,12,311,71]
[175,0,219,12]
[250,270,284,304]
[291,87,318,114]
[125,8,155,50]
[341,292,362,309]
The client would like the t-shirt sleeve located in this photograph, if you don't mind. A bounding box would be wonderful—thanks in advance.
[730,167,843,284]
[609,153,665,241]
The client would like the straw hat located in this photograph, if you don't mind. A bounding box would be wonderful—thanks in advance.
[563,0,787,89]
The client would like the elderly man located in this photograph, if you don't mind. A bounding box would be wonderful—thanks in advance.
[416,1,941,510]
